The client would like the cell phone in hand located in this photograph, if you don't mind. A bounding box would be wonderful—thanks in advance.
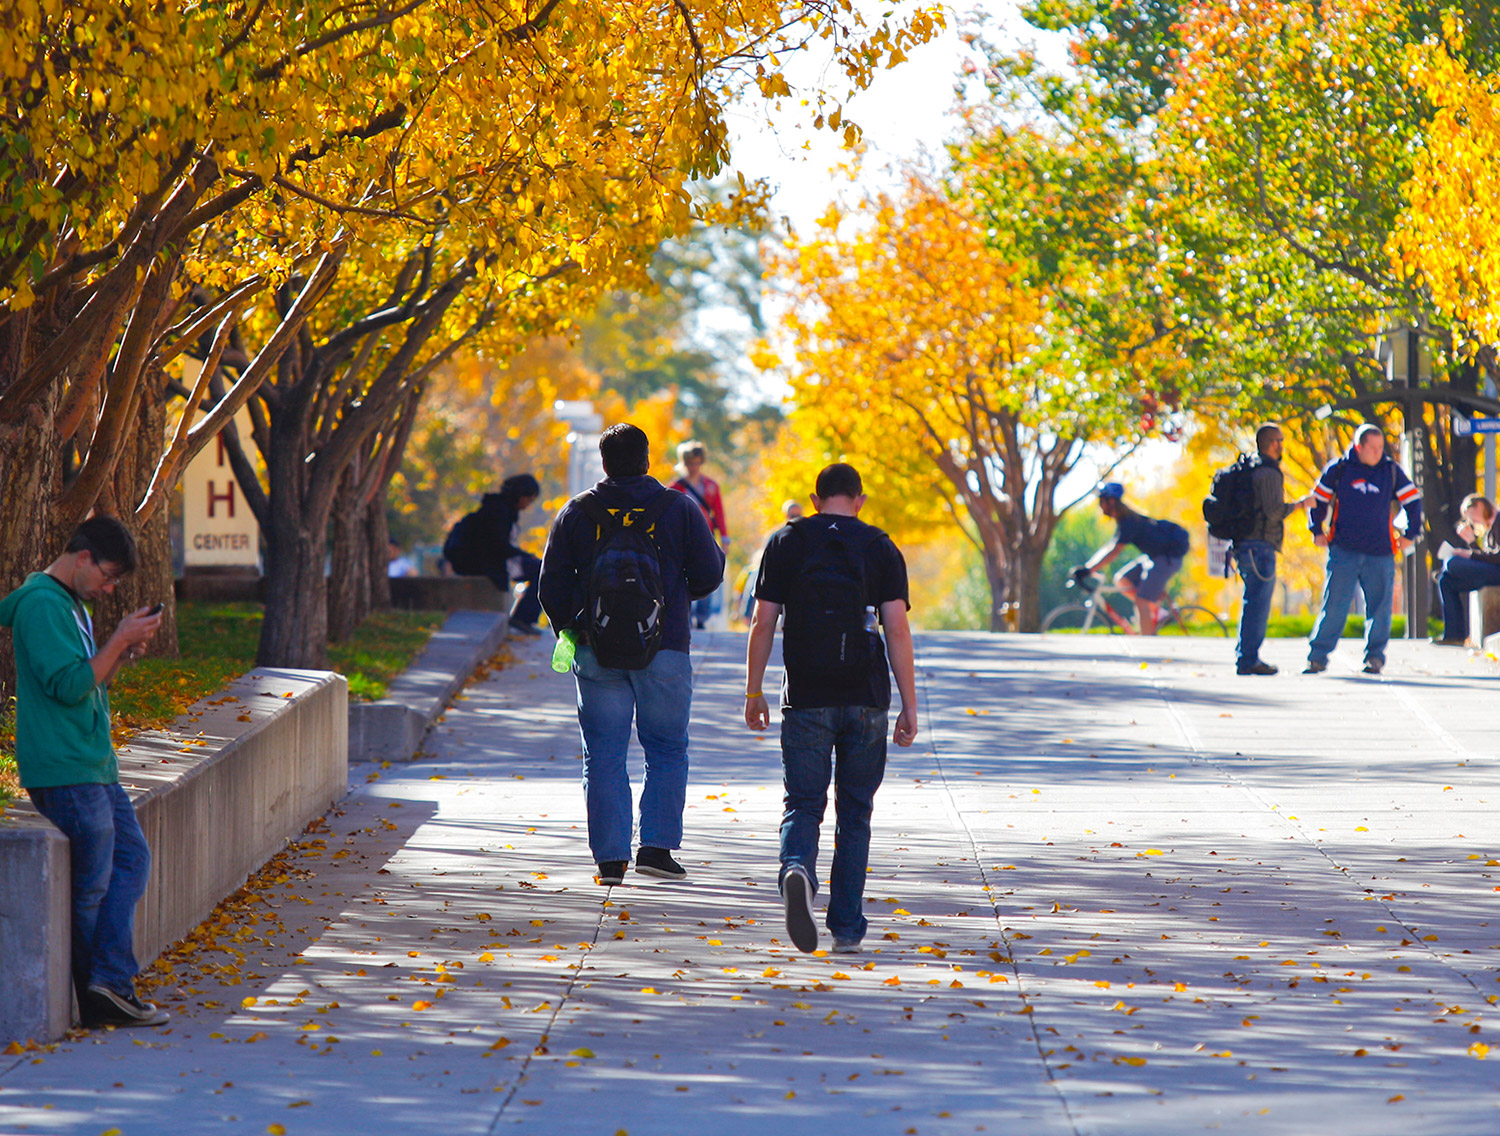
[147,603,164,615]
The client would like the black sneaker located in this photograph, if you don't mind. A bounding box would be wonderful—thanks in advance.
[508,622,543,637]
[635,847,687,880]
[782,865,818,953]
[1431,637,1468,647]
[1362,658,1384,675]
[1237,661,1278,675]
[1302,660,1327,674]
[596,861,627,886]
[83,984,170,1028]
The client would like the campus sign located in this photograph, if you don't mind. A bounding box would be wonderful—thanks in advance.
[181,358,260,569]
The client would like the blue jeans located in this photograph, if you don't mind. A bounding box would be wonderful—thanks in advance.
[27,782,150,997]
[779,706,888,943]
[1438,556,1500,639]
[573,645,694,862]
[1234,541,1277,668]
[1307,546,1395,666]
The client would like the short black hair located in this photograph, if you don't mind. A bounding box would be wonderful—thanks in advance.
[814,462,863,501]
[501,473,540,501]
[1255,423,1283,453]
[600,423,650,477]
[66,515,138,574]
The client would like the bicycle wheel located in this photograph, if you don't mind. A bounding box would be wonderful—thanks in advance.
[1041,603,1093,633]
[1166,604,1229,636]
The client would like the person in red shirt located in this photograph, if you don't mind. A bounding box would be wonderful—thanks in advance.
[669,440,728,628]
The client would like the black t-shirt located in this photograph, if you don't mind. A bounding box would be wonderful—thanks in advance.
[754,514,909,709]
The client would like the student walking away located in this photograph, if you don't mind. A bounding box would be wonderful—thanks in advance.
[443,473,544,635]
[1228,424,1313,675]
[1075,482,1190,635]
[740,498,804,622]
[669,440,729,629]
[1433,493,1500,645]
[744,463,918,955]
[538,424,724,886]
[1304,423,1422,675]
[0,516,167,1028]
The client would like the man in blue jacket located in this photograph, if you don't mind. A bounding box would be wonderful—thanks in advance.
[1304,424,1422,675]
[538,424,724,886]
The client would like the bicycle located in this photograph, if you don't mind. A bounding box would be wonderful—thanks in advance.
[1041,572,1229,636]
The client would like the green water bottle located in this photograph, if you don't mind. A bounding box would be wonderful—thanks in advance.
[551,629,578,673]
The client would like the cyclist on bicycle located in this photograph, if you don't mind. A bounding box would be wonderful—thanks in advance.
[1073,483,1190,635]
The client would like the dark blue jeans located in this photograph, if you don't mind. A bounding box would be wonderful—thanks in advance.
[488,552,542,627]
[1437,556,1500,640]
[1234,541,1277,668]
[27,782,150,997]
[779,705,888,943]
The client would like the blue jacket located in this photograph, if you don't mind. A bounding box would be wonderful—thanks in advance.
[538,475,725,655]
[1309,446,1422,555]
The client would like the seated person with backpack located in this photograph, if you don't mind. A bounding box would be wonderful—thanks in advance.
[1075,482,1190,635]
[443,474,544,635]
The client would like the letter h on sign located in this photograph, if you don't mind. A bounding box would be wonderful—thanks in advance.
[208,480,236,518]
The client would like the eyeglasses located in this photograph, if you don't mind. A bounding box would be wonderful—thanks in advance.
[97,562,129,584]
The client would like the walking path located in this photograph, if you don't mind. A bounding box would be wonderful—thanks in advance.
[3,631,1500,1135]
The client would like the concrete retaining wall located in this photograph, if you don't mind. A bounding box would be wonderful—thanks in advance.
[347,610,507,763]
[0,667,346,1045]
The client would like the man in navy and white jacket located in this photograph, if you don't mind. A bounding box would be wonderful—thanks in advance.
[1304,423,1422,675]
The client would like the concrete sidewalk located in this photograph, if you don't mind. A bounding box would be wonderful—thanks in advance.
[3,631,1500,1135]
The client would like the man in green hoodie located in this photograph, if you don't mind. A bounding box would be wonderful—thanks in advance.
[0,516,166,1028]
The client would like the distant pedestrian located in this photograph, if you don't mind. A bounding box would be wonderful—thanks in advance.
[0,516,168,1029]
[1233,424,1313,675]
[538,424,724,886]
[1433,494,1500,645]
[1076,483,1190,634]
[740,498,804,622]
[744,463,917,955]
[669,441,729,629]
[386,538,418,578]
[443,473,544,635]
[1304,423,1422,675]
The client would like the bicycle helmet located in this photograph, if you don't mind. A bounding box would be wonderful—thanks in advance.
[1097,482,1125,501]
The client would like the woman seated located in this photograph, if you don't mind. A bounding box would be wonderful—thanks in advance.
[1436,493,1500,645]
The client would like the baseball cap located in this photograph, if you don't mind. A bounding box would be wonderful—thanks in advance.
[1097,482,1125,501]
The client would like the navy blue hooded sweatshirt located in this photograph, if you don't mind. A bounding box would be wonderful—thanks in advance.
[1309,445,1422,556]
[538,475,725,656]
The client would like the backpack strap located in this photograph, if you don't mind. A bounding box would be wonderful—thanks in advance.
[576,487,675,537]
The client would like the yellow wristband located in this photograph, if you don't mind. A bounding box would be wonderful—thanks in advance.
[745,691,762,699]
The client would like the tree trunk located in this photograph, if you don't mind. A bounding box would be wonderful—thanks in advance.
[367,497,392,612]
[256,411,330,668]
[1011,539,1048,634]
[327,470,371,643]
[980,540,1009,632]
[96,368,179,658]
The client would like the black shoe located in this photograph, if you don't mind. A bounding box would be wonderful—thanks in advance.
[508,621,542,637]
[635,847,687,880]
[1237,661,1278,675]
[1431,637,1468,647]
[83,984,170,1028]
[1302,660,1327,674]
[1362,659,1384,675]
[596,861,627,886]
[782,865,818,953]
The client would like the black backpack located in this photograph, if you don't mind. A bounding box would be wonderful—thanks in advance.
[782,517,882,683]
[1202,454,1261,541]
[443,511,483,575]
[576,489,676,670]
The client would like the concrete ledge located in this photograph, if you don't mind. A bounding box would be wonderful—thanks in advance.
[1468,586,1500,648]
[388,576,508,612]
[0,667,347,1045]
[347,609,508,763]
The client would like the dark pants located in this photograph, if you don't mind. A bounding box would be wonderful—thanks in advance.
[779,705,888,943]
[1438,556,1500,640]
[1234,540,1277,669]
[28,782,150,999]
[486,552,542,627]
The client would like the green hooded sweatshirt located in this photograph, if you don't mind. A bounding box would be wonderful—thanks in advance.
[0,571,115,788]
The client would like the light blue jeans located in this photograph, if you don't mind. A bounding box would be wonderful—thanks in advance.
[28,782,150,997]
[1307,545,1395,667]
[573,645,693,862]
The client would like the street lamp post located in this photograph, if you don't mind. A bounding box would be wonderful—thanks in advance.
[553,400,604,498]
